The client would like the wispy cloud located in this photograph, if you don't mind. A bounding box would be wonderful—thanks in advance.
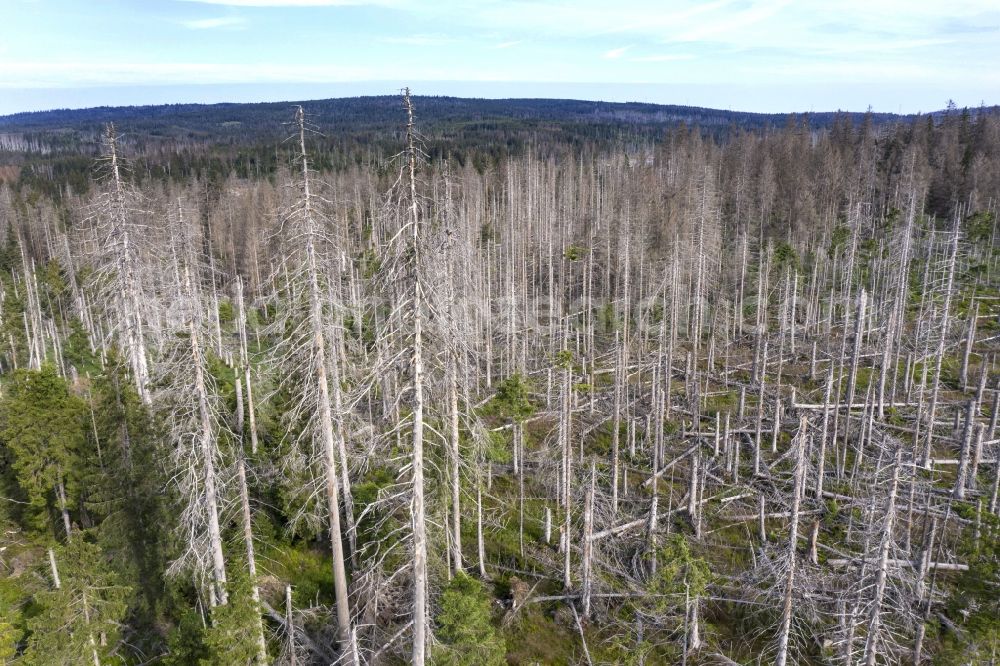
[674,0,792,42]
[379,33,456,46]
[603,46,630,59]
[0,61,376,87]
[181,16,248,29]
[495,40,521,49]
[629,54,695,62]
[177,0,393,6]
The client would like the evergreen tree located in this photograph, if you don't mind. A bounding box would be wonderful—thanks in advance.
[431,573,505,666]
[86,357,174,643]
[0,364,86,536]
[198,572,269,666]
[21,537,130,665]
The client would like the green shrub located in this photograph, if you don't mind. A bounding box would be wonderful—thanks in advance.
[432,572,506,666]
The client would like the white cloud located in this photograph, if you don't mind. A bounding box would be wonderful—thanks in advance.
[181,16,248,29]
[0,60,592,89]
[495,40,521,49]
[379,34,456,46]
[603,46,630,59]
[177,0,394,6]
[0,61,376,87]
[757,60,1000,85]
[422,0,998,63]
[630,54,695,62]
[673,0,792,42]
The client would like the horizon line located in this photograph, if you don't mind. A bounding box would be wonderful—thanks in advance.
[0,81,994,118]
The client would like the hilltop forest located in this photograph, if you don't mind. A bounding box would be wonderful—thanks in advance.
[0,92,998,665]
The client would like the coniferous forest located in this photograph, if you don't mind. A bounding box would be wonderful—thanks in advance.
[0,92,998,664]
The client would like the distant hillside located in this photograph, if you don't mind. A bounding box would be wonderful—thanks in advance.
[1,95,995,198]
[0,95,913,156]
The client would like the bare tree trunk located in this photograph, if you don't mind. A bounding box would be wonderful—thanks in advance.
[234,377,268,663]
[861,446,903,666]
[688,448,700,538]
[448,356,462,573]
[402,90,428,666]
[775,418,808,666]
[923,218,961,466]
[82,589,101,666]
[959,301,978,390]
[581,463,595,618]
[815,365,834,498]
[234,277,259,454]
[688,589,702,652]
[295,107,351,643]
[185,265,229,606]
[844,289,867,448]
[236,447,268,664]
[563,367,573,591]
[286,585,296,666]
[56,471,72,540]
[611,331,623,515]
[102,125,151,403]
[48,547,61,589]
[477,480,486,577]
[953,400,976,500]
[912,506,936,663]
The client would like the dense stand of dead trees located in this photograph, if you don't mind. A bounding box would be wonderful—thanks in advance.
[0,94,997,665]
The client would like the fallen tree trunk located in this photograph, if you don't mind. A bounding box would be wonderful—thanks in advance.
[826,559,968,572]
[260,600,339,663]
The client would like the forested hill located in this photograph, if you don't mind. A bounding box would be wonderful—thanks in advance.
[0,95,939,160]
[5,95,993,202]
[0,94,909,135]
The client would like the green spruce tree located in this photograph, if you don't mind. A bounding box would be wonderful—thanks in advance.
[0,363,86,536]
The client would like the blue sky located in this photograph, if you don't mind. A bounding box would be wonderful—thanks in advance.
[1,0,997,114]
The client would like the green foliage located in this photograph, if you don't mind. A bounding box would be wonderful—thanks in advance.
[0,617,16,663]
[564,245,585,261]
[162,610,211,666]
[0,284,28,379]
[828,225,850,258]
[483,430,513,464]
[199,574,265,666]
[21,537,130,666]
[262,542,335,608]
[883,206,902,232]
[642,535,711,618]
[606,637,657,666]
[938,512,1000,664]
[0,575,27,663]
[481,373,537,422]
[554,349,573,369]
[432,572,505,666]
[598,301,618,333]
[772,242,799,271]
[479,223,499,245]
[40,260,69,315]
[217,298,235,325]
[86,358,174,631]
[162,574,265,666]
[62,318,97,372]
[965,210,995,243]
[0,364,86,533]
[0,226,21,275]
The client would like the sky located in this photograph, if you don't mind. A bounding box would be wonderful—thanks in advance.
[0,0,998,115]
